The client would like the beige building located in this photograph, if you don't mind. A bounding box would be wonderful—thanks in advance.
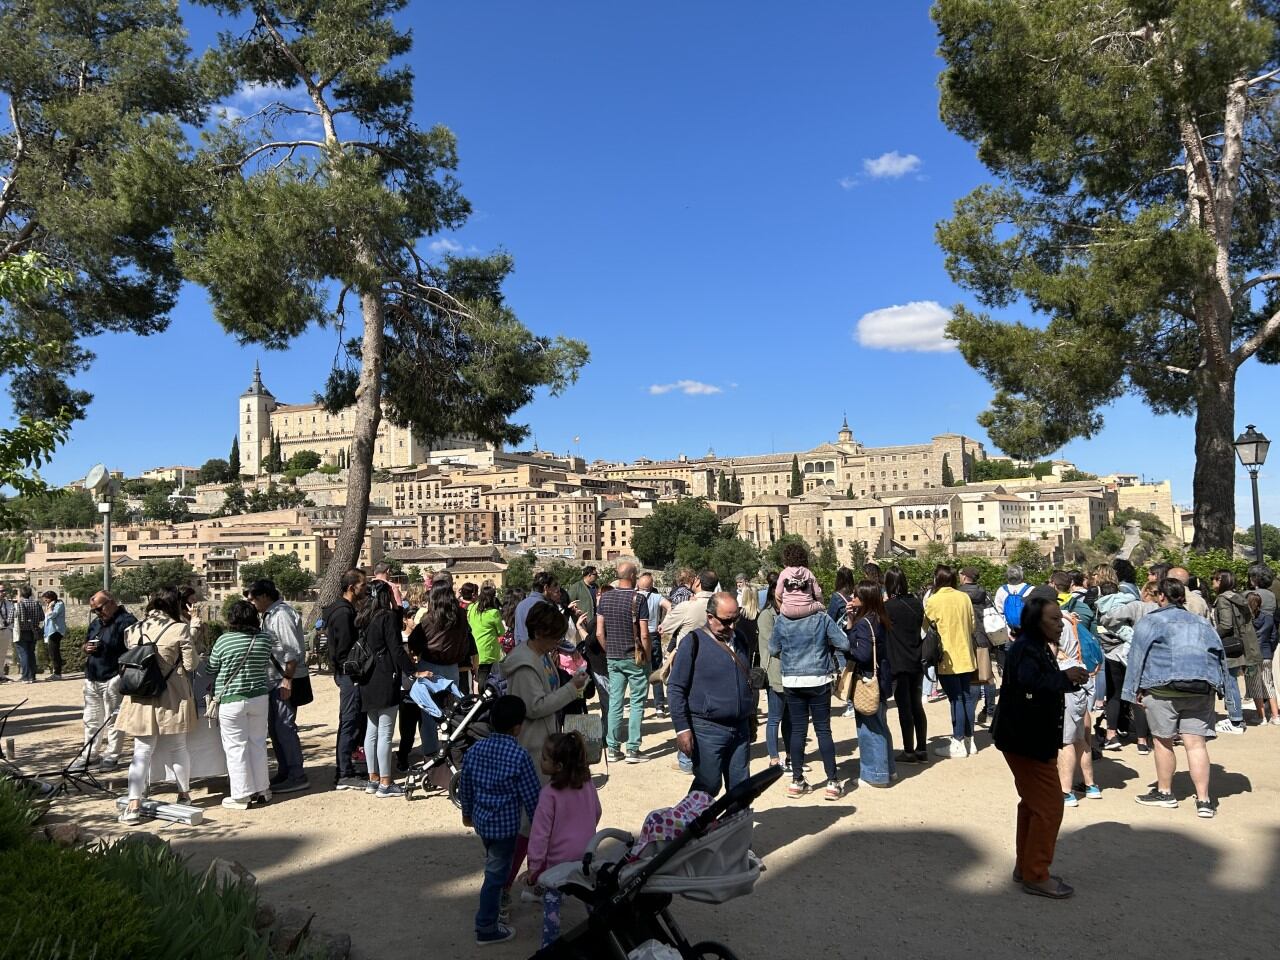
[142,465,200,487]
[420,509,499,547]
[264,528,329,574]
[961,494,1032,540]
[599,507,649,560]
[882,492,964,548]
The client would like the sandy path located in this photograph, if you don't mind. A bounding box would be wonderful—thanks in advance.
[7,675,1279,959]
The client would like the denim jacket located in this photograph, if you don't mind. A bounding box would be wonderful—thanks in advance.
[1122,605,1227,702]
[768,612,849,679]
[43,601,66,639]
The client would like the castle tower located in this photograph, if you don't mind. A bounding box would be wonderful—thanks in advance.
[239,362,276,477]
[838,415,854,445]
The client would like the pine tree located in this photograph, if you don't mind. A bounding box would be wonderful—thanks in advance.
[941,454,955,487]
[729,474,742,504]
[789,456,803,497]
[229,436,241,477]
[717,472,730,501]
[845,484,854,500]
[181,1,587,606]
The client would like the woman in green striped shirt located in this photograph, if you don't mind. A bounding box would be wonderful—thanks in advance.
[208,601,276,810]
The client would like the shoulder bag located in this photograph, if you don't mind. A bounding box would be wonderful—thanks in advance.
[852,620,881,716]
[117,622,181,699]
[271,655,314,707]
[207,635,258,722]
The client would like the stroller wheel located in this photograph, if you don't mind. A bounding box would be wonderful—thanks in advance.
[447,769,463,809]
[689,943,739,960]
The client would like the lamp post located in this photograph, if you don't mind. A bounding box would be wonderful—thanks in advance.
[83,464,117,591]
[1233,425,1271,563]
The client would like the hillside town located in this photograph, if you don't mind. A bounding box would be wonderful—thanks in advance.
[8,366,1188,611]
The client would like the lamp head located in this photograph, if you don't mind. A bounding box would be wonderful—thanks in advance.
[1234,425,1271,472]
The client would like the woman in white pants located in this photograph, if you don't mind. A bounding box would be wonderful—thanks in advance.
[115,588,198,824]
[207,600,276,810]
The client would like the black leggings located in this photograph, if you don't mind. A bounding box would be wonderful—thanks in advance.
[46,633,63,674]
[397,701,421,762]
[894,671,927,753]
[1103,658,1149,741]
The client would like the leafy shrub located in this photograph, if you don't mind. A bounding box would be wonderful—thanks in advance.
[34,625,88,674]
[0,777,40,852]
[94,839,271,960]
[0,842,155,959]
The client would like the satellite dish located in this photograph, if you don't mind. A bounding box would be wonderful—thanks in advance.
[84,464,109,495]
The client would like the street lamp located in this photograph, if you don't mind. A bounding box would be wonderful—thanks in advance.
[84,464,118,592]
[1233,425,1271,563]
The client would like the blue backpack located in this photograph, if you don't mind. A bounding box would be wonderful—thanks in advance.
[1002,584,1031,634]
[1065,598,1105,673]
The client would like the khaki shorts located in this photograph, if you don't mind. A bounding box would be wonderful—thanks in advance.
[1142,693,1216,740]
[1062,689,1089,745]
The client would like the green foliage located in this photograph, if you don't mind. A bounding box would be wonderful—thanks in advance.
[0,536,25,563]
[933,0,1280,547]
[199,459,232,484]
[220,481,310,517]
[1114,508,1170,537]
[504,553,536,592]
[542,559,583,591]
[1156,548,1253,588]
[702,536,761,589]
[94,838,271,960]
[729,474,742,504]
[0,2,206,430]
[1236,524,1280,562]
[316,463,340,475]
[217,482,248,516]
[228,436,241,477]
[941,454,955,487]
[967,459,1051,484]
[64,559,196,604]
[6,488,98,530]
[1060,469,1097,482]
[789,456,802,497]
[0,777,40,852]
[1008,539,1052,581]
[142,487,190,522]
[1088,526,1125,555]
[239,551,315,599]
[261,434,284,474]
[286,449,322,473]
[121,478,155,496]
[632,499,723,570]
[0,842,155,958]
[36,625,88,673]
[764,534,810,572]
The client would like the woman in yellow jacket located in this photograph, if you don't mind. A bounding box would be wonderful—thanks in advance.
[924,565,977,760]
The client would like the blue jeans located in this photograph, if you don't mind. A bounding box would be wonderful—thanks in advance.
[690,716,750,797]
[855,702,896,785]
[606,658,650,752]
[15,637,35,682]
[1226,667,1244,723]
[419,662,460,755]
[334,674,364,779]
[784,684,838,783]
[363,705,397,780]
[267,686,305,782]
[477,835,517,935]
[940,672,977,739]
[765,687,792,761]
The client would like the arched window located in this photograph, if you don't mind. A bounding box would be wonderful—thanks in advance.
[941,509,949,518]
[898,510,905,519]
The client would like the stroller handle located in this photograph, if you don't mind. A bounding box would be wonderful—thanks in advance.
[581,828,634,874]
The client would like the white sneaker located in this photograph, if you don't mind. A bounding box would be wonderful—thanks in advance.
[221,796,252,810]
[932,738,969,759]
[965,737,977,756]
[1215,719,1245,735]
[1270,717,1280,726]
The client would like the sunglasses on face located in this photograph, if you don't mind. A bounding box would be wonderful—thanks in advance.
[712,613,740,627]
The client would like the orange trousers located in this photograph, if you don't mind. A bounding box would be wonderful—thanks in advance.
[1002,751,1064,884]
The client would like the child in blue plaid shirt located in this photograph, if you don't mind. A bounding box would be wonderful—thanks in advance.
[459,695,542,946]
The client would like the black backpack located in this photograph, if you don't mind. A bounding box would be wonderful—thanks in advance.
[118,622,181,698]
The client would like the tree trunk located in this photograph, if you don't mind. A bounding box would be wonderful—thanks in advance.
[315,279,385,608]
[1190,367,1236,551]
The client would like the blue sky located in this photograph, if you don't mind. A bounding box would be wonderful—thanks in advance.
[30,1,1280,523]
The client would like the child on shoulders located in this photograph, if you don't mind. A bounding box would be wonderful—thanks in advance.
[775,542,825,619]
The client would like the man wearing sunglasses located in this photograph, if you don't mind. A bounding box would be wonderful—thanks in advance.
[78,591,138,770]
[666,592,756,797]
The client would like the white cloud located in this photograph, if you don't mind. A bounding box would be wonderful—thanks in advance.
[855,300,956,353]
[648,380,723,396]
[862,151,922,179]
[837,176,860,191]
[428,238,463,254]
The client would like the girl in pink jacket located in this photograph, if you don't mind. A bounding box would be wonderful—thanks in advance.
[526,732,602,947]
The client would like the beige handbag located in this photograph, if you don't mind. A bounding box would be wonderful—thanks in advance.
[836,664,858,701]
[852,620,881,716]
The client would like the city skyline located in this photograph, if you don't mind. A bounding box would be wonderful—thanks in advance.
[15,2,1279,524]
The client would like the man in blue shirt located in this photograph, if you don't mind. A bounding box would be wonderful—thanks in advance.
[514,573,556,646]
[458,695,542,946]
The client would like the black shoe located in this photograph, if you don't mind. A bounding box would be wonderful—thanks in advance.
[1134,788,1177,808]
[894,751,920,764]
[395,754,409,773]
[976,707,989,726]
[914,751,929,763]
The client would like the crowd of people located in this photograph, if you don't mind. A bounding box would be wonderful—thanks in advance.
[0,547,1268,936]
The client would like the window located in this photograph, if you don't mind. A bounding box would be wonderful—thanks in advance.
[845,516,853,526]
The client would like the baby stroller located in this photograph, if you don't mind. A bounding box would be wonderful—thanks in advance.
[532,765,782,960]
[402,683,495,805]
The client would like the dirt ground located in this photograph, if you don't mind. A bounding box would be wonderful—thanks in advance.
[7,672,1279,960]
